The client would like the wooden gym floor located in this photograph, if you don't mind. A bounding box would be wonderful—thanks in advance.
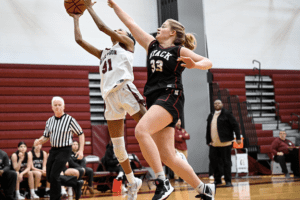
[40,175,300,200]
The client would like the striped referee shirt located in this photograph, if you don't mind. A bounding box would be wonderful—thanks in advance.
[43,113,83,148]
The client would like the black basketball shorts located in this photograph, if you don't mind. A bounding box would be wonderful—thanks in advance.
[146,88,184,128]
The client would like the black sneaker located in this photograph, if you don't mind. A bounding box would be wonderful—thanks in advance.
[195,183,216,200]
[152,179,174,200]
[74,180,84,200]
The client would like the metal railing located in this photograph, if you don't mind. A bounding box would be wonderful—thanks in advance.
[291,113,300,133]
[275,102,280,130]
[253,60,262,117]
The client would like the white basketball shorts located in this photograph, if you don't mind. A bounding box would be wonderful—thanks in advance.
[104,81,145,120]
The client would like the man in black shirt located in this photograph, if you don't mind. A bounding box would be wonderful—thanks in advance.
[0,149,17,200]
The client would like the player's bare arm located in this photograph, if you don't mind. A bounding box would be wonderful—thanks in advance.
[83,0,134,51]
[75,134,85,160]
[178,47,212,70]
[107,0,154,52]
[71,14,102,59]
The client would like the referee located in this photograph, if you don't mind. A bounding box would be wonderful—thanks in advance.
[34,96,85,200]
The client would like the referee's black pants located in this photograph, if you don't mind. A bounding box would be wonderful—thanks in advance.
[0,170,17,200]
[209,145,232,183]
[47,146,72,200]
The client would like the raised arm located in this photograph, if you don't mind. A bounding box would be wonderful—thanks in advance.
[84,0,134,50]
[71,14,102,59]
[178,47,212,70]
[107,0,155,51]
[34,136,49,147]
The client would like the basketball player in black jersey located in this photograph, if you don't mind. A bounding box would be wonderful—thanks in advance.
[108,1,215,200]
[29,140,51,197]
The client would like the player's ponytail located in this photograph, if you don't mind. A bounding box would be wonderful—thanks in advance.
[167,19,197,50]
[184,33,197,51]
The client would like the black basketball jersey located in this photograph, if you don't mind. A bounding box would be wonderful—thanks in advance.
[11,151,28,172]
[144,40,185,96]
[32,149,44,170]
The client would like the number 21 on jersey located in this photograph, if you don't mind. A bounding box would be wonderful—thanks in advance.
[102,59,113,74]
[150,59,163,73]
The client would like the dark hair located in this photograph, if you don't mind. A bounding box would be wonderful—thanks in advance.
[18,141,27,147]
[126,32,136,46]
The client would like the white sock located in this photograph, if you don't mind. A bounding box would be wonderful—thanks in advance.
[30,189,35,196]
[155,171,166,181]
[45,188,50,192]
[61,187,66,194]
[16,190,20,196]
[196,182,205,194]
[34,188,38,191]
[126,172,135,184]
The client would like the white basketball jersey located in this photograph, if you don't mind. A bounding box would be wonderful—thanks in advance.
[99,43,134,99]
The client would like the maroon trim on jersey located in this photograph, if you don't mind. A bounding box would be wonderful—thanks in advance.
[158,89,173,102]
[127,84,146,107]
[173,62,180,89]
[147,40,157,53]
[173,91,182,119]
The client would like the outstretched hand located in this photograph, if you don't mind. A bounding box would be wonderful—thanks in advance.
[107,0,115,8]
[177,56,196,69]
[84,0,97,7]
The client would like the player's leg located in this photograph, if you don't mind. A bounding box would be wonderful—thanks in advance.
[32,171,42,191]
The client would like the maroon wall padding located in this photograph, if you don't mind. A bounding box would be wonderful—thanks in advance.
[0,96,90,104]
[213,73,245,81]
[210,68,300,76]
[0,104,90,112]
[0,112,91,121]
[0,78,89,87]
[0,121,91,130]
[280,115,299,123]
[275,96,300,103]
[0,87,89,96]
[279,109,300,115]
[277,103,300,109]
[0,68,89,79]
[272,74,300,81]
[256,130,273,138]
[215,81,245,88]
[0,63,99,73]
[274,88,300,95]
[91,125,110,160]
[257,137,276,146]
[255,124,262,130]
[273,81,300,88]
[0,129,92,139]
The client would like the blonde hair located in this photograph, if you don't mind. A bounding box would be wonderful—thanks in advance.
[167,19,197,50]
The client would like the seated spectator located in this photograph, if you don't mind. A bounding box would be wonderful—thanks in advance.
[11,141,39,199]
[28,140,50,198]
[271,129,300,178]
[174,119,190,181]
[0,149,17,200]
[69,140,94,194]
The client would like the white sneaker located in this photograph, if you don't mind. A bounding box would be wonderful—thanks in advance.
[209,175,214,180]
[30,193,40,199]
[127,177,142,200]
[68,187,73,196]
[122,184,128,193]
[61,190,68,199]
[195,183,216,200]
[17,194,25,200]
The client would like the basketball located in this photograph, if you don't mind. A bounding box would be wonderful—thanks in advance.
[64,0,87,15]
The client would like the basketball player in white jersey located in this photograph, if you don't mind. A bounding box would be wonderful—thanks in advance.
[70,1,146,199]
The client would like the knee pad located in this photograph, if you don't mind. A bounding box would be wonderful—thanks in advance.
[111,137,128,163]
